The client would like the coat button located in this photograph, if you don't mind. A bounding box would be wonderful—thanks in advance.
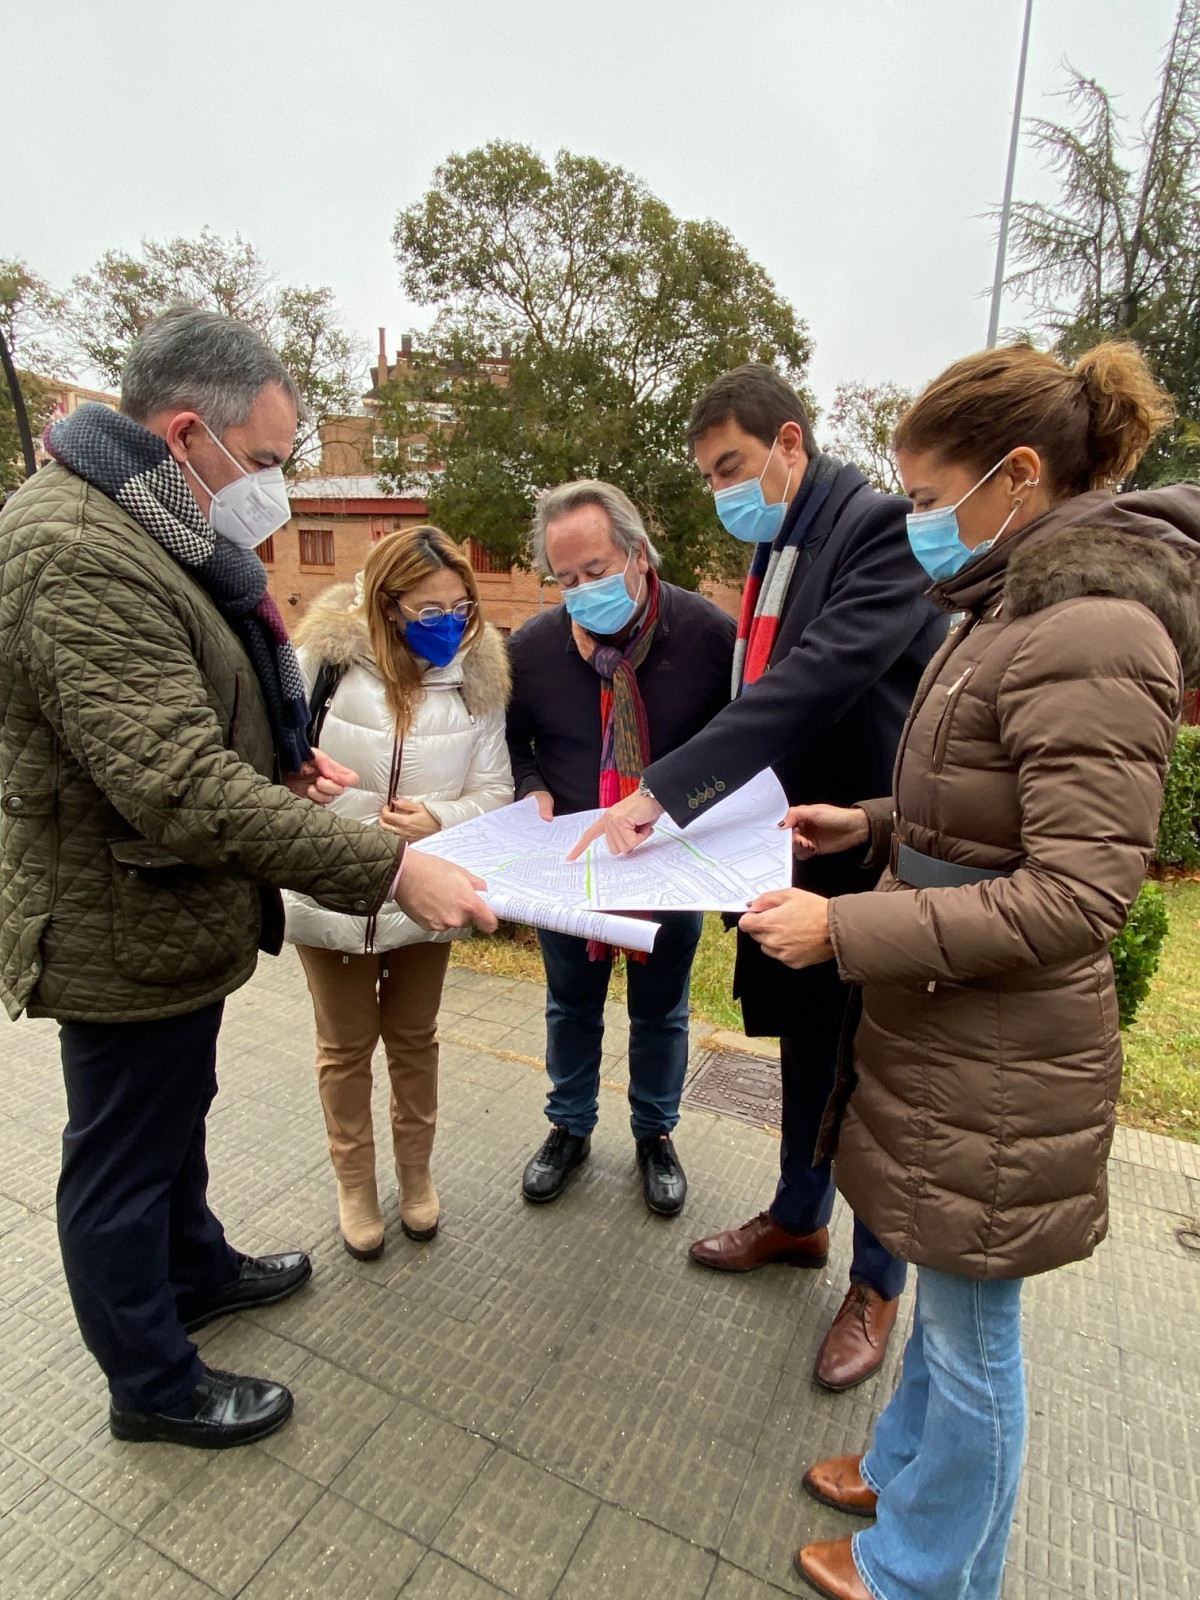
[4,794,24,813]
[353,898,369,912]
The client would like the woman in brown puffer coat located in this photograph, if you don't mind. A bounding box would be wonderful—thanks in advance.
[737,342,1200,1600]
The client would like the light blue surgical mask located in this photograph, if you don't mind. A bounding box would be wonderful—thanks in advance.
[905,454,1036,582]
[562,551,644,635]
[712,438,794,543]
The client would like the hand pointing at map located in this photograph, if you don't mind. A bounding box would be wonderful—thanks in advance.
[566,789,664,860]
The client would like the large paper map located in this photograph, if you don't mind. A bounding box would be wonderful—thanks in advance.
[413,769,792,951]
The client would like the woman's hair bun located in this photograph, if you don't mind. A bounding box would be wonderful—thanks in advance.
[1072,341,1174,485]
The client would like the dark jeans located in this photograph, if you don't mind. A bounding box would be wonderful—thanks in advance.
[772,992,907,1302]
[538,912,704,1140]
[57,1002,240,1412]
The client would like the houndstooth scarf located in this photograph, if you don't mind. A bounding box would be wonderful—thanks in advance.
[47,403,313,773]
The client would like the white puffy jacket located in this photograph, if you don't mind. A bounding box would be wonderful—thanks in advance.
[283,581,513,953]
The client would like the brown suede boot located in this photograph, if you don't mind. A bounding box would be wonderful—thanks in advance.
[337,1177,385,1261]
[398,1163,439,1241]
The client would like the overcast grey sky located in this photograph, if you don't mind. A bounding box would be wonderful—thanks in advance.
[2,0,1178,418]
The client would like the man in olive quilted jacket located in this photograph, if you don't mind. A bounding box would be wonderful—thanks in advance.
[0,308,495,1449]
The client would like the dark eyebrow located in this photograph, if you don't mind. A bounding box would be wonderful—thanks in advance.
[713,450,743,475]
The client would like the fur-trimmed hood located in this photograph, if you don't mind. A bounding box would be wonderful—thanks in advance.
[937,483,1200,683]
[292,579,511,716]
[1006,524,1200,683]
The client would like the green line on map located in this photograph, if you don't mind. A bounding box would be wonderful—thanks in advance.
[651,826,718,869]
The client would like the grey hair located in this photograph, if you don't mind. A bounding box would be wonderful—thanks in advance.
[530,479,661,575]
[120,305,303,433]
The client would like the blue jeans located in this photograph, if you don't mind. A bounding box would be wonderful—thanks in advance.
[538,912,703,1139]
[772,1029,906,1300]
[854,1267,1026,1600]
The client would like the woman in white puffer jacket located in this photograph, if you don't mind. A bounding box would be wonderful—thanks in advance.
[284,526,512,1259]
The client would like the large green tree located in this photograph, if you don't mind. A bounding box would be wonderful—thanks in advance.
[376,142,812,583]
[1003,0,1200,484]
[69,228,365,468]
[0,258,67,495]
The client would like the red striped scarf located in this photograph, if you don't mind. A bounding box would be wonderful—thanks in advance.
[732,452,842,694]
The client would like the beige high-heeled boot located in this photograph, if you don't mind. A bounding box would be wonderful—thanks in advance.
[337,1176,385,1260]
[398,1163,439,1241]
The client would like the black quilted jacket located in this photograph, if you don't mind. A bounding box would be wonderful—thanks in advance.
[0,464,402,1022]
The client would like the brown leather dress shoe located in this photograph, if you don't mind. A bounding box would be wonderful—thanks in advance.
[814,1283,899,1391]
[688,1211,829,1272]
[802,1454,878,1517]
[794,1536,871,1600]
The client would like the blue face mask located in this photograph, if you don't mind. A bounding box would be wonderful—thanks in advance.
[403,612,467,668]
[712,438,794,543]
[905,454,1032,582]
[563,553,643,636]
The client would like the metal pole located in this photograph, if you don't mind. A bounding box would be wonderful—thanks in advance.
[987,0,1034,348]
[0,328,37,481]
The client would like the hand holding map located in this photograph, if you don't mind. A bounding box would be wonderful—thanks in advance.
[412,769,793,949]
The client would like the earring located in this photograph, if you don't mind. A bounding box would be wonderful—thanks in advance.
[1023,477,1040,488]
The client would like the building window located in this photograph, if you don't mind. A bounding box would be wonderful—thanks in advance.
[407,442,428,463]
[372,435,396,459]
[466,538,506,574]
[258,535,276,565]
[299,528,335,568]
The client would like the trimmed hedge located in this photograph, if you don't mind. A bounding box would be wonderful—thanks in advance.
[1155,724,1200,869]
[1111,882,1170,1029]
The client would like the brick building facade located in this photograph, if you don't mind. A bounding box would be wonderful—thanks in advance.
[274,474,559,633]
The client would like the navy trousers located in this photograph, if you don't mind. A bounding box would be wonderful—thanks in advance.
[770,980,907,1302]
[57,1002,240,1412]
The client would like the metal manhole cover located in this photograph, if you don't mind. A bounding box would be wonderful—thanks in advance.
[683,1047,781,1129]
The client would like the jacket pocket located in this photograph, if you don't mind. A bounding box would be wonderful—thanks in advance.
[929,666,975,773]
[109,842,255,986]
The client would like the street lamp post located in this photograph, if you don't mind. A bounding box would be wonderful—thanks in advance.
[986,0,1035,348]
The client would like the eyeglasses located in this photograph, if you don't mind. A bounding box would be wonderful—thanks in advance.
[392,598,477,626]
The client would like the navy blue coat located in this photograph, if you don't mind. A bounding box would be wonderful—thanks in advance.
[644,460,947,1035]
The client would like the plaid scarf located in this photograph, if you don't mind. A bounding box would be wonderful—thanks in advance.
[572,570,660,960]
[732,451,843,695]
[47,403,312,774]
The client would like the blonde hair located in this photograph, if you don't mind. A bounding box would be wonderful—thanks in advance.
[361,525,482,730]
[894,340,1174,494]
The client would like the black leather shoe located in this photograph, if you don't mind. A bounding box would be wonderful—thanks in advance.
[110,1366,294,1449]
[636,1134,687,1216]
[178,1251,312,1333]
[522,1126,591,1203]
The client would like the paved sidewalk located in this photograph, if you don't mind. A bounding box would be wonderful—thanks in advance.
[1,950,1198,1599]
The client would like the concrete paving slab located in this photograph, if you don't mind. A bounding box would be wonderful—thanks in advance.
[0,947,1197,1600]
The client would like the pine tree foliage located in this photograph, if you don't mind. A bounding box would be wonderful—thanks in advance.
[1004,0,1200,484]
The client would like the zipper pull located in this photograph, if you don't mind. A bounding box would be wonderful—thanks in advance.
[927,980,937,994]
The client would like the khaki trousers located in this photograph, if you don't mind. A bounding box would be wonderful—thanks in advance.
[297,942,451,1183]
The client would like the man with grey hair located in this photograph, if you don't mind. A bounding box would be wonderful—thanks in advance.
[0,306,495,1449]
[506,480,735,1212]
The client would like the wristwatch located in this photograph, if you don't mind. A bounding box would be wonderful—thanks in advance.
[636,776,656,801]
